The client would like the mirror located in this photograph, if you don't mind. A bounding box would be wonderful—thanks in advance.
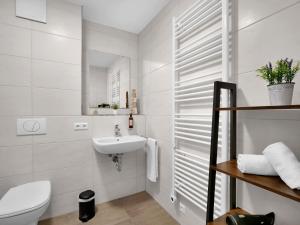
[83,50,133,115]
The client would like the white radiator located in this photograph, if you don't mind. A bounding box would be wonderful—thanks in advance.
[171,0,232,218]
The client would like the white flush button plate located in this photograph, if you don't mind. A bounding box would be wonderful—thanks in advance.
[74,122,88,131]
[17,118,47,136]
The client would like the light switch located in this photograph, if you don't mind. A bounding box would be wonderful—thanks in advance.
[17,118,47,136]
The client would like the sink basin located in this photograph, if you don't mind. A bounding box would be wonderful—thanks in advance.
[93,135,146,154]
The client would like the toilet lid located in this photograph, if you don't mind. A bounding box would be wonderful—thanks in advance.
[0,181,51,218]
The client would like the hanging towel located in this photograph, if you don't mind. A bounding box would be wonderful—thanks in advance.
[147,138,158,182]
[263,142,300,190]
[237,154,278,176]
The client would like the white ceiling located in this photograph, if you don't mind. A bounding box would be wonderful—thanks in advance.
[87,50,120,68]
[80,0,171,34]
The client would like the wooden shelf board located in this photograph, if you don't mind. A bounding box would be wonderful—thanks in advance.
[207,208,249,225]
[216,104,300,111]
[212,160,300,202]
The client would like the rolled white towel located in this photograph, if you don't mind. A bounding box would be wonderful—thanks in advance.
[263,142,300,190]
[237,154,278,176]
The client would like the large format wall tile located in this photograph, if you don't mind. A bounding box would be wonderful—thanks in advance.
[0,86,32,116]
[0,24,31,57]
[33,140,93,172]
[93,151,137,186]
[33,88,81,116]
[0,0,31,28]
[32,59,81,90]
[237,3,300,74]
[32,31,81,65]
[0,173,32,197]
[0,55,31,86]
[33,164,93,196]
[31,0,82,39]
[237,0,300,30]
[0,117,32,147]
[42,191,80,219]
[0,145,32,178]
[33,116,91,144]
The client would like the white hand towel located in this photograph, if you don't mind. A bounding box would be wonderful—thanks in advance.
[147,138,158,182]
[263,142,300,190]
[237,154,278,176]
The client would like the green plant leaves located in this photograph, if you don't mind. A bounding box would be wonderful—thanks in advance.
[257,58,300,85]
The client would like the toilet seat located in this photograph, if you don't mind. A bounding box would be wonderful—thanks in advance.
[0,181,51,219]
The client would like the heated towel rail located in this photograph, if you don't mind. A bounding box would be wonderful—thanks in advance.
[171,0,232,218]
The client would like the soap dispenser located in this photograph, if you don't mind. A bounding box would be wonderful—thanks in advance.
[129,113,134,129]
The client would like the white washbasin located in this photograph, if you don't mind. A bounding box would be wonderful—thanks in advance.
[93,135,146,154]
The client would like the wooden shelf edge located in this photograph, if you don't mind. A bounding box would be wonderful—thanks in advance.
[207,208,249,225]
[212,160,300,202]
[216,104,300,111]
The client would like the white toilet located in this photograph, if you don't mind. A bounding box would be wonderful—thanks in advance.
[0,181,51,225]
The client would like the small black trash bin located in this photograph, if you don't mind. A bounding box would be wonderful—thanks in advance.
[79,190,95,222]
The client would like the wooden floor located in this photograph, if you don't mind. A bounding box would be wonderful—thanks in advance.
[39,192,179,225]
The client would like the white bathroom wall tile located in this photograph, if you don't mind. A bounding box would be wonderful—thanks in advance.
[42,191,80,219]
[32,59,81,90]
[149,64,172,94]
[157,140,172,189]
[239,181,300,225]
[146,116,172,143]
[133,115,146,136]
[33,140,93,172]
[33,116,92,144]
[31,0,82,39]
[0,86,32,116]
[32,31,81,65]
[0,55,31,86]
[94,177,138,205]
[0,0,31,28]
[237,3,300,74]
[0,145,32,178]
[238,71,300,106]
[136,175,146,193]
[237,0,300,30]
[93,151,137,186]
[33,88,81,116]
[145,91,172,116]
[147,40,172,74]
[136,150,146,177]
[34,164,93,197]
[92,115,143,137]
[0,24,31,57]
[142,64,172,96]
[237,118,300,158]
[0,117,32,147]
[0,173,32,197]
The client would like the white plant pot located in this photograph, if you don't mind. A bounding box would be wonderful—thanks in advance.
[267,83,294,105]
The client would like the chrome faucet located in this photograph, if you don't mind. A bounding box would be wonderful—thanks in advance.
[114,124,121,137]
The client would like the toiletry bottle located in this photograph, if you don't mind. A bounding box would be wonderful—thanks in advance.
[129,113,134,129]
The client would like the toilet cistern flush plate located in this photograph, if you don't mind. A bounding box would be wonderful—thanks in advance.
[17,118,47,136]
[93,135,146,154]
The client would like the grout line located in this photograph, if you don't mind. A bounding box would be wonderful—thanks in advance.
[0,21,81,41]
[0,53,81,66]
[238,1,300,32]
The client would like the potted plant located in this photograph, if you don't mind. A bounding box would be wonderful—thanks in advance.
[111,103,119,115]
[257,58,300,105]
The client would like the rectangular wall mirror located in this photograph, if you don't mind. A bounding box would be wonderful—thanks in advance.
[83,50,132,115]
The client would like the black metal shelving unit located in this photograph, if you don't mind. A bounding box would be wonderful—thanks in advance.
[205,81,300,225]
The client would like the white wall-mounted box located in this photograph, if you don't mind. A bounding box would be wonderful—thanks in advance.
[16,0,47,23]
[17,118,47,136]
